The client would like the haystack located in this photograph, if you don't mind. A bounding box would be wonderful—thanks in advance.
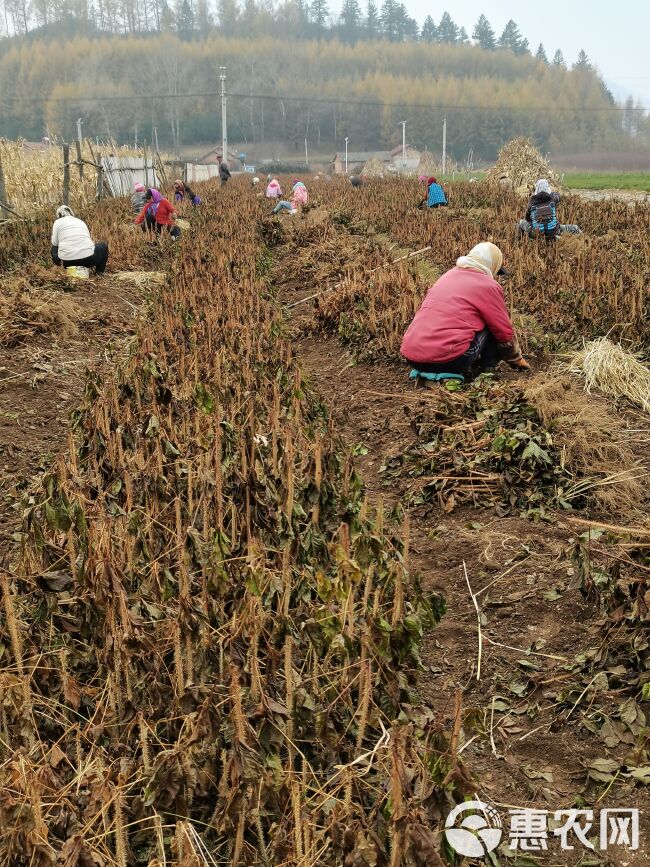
[361,156,384,178]
[486,137,565,193]
[416,150,439,176]
[567,337,650,412]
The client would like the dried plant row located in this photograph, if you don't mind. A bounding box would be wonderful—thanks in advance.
[0,187,464,866]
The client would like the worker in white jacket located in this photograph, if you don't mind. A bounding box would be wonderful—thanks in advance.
[51,206,109,274]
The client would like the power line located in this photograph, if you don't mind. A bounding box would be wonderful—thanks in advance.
[0,90,647,112]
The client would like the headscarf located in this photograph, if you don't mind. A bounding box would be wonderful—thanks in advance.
[456,242,504,278]
[145,188,162,216]
[134,182,146,193]
[427,176,437,186]
[56,205,74,218]
[173,179,185,192]
[292,180,305,190]
[534,179,551,195]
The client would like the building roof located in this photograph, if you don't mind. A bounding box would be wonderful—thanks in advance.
[389,144,419,157]
[334,151,392,162]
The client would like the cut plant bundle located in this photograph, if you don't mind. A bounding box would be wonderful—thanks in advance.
[0,188,464,866]
[567,337,650,413]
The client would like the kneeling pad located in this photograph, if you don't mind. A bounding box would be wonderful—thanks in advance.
[409,369,464,383]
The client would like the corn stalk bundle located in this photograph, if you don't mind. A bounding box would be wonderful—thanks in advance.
[485,137,565,192]
[361,156,385,178]
[415,151,439,177]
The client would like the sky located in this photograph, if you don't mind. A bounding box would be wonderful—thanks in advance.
[334,0,650,106]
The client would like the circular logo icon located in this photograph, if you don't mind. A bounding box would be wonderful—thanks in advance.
[445,800,503,858]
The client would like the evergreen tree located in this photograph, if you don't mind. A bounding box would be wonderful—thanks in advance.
[310,0,329,29]
[535,42,548,64]
[364,0,380,37]
[472,14,495,50]
[380,0,399,40]
[498,19,528,55]
[399,5,418,40]
[552,49,566,68]
[175,0,194,36]
[195,0,212,32]
[217,0,238,34]
[457,26,469,44]
[339,0,361,40]
[574,49,590,69]
[421,14,436,43]
[437,10,457,43]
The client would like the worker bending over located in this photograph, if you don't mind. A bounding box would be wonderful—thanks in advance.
[401,242,529,381]
[174,180,201,206]
[132,182,147,214]
[266,177,282,199]
[135,189,180,239]
[51,206,109,275]
[518,179,581,239]
[218,156,231,185]
[418,176,448,209]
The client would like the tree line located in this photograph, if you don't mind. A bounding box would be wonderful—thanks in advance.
[0,0,593,68]
[0,28,646,159]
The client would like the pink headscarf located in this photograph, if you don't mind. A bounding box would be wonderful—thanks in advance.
[134,182,146,192]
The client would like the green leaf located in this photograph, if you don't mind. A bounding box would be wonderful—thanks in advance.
[193,382,215,414]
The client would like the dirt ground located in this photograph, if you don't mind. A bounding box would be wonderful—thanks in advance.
[275,213,650,866]
[0,273,143,566]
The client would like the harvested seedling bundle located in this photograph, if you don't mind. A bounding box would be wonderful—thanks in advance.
[568,337,650,412]
[486,137,565,193]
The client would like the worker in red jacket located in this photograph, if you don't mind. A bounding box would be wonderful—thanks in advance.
[400,242,529,378]
[135,188,180,238]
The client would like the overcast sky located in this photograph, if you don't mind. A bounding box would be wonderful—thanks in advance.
[334,1,650,105]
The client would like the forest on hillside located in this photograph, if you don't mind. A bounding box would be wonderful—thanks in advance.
[0,3,647,157]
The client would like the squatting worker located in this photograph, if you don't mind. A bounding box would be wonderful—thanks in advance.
[51,206,109,275]
[518,179,581,239]
[135,189,180,239]
[266,177,282,199]
[419,176,447,209]
[400,242,529,377]
[217,156,231,185]
[132,182,147,214]
[173,179,201,206]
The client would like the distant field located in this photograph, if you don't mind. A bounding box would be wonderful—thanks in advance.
[562,172,650,190]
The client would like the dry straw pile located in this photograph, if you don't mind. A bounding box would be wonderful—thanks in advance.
[361,156,385,177]
[568,337,650,412]
[486,137,565,193]
[416,151,439,176]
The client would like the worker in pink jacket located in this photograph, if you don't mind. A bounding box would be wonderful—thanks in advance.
[400,242,529,378]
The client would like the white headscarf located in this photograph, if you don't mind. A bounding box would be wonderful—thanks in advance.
[56,205,74,218]
[456,242,504,278]
[534,179,551,195]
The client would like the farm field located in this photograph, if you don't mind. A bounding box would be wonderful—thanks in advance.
[0,177,648,865]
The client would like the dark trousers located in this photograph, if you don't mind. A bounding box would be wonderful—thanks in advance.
[155,223,181,239]
[140,213,157,232]
[407,329,498,375]
[52,242,109,274]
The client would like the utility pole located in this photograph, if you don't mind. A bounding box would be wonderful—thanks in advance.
[76,117,83,143]
[344,137,349,173]
[442,117,447,176]
[399,120,406,172]
[220,66,228,162]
